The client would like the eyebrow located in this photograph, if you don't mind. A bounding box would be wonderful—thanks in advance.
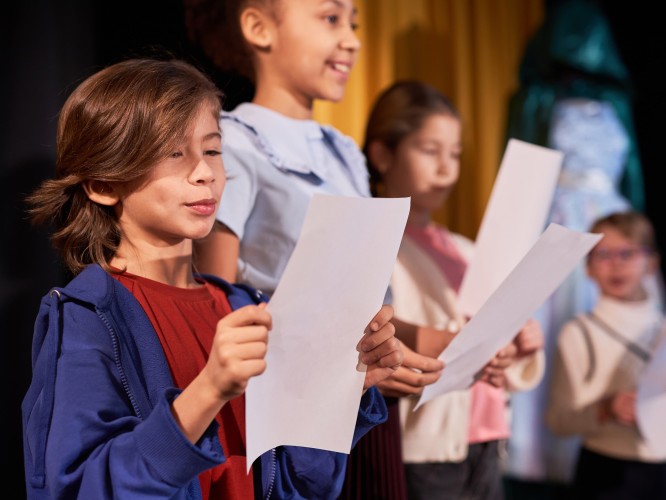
[328,0,357,15]
[204,131,222,141]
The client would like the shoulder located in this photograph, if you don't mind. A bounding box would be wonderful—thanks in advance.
[221,110,265,153]
[54,264,119,307]
[220,109,292,173]
[50,265,150,329]
[320,124,360,152]
[320,124,366,167]
[450,231,474,256]
[557,314,594,352]
[31,266,142,367]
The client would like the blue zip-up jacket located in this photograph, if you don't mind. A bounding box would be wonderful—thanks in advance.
[22,264,387,499]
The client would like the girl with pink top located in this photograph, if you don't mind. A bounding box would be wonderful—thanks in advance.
[365,80,546,499]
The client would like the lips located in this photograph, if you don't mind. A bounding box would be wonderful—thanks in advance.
[186,199,216,216]
[330,62,351,73]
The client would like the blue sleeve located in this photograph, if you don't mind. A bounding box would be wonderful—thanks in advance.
[257,388,387,499]
[352,386,388,446]
[23,298,223,499]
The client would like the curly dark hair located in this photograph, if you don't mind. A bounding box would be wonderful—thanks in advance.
[183,0,279,82]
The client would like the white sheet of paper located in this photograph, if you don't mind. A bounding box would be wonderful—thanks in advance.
[457,139,563,317]
[245,194,410,470]
[637,330,666,453]
[416,223,602,407]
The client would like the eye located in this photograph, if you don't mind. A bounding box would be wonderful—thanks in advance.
[170,151,183,159]
[205,149,221,157]
[325,14,339,24]
[419,146,439,156]
[618,248,643,261]
[592,249,612,261]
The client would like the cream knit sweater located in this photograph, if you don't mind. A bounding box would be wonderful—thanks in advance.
[546,295,666,461]
[393,233,544,463]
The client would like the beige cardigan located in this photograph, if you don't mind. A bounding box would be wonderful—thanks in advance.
[393,233,545,463]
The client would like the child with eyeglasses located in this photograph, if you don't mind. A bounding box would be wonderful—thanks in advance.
[546,210,666,499]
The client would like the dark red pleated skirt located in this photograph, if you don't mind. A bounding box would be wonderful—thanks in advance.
[338,396,407,499]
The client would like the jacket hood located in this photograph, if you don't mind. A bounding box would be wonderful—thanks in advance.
[519,0,629,85]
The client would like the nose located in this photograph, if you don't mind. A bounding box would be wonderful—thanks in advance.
[340,26,361,52]
[191,156,217,184]
[438,154,451,174]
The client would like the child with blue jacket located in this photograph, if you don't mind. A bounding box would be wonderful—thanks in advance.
[21,57,401,499]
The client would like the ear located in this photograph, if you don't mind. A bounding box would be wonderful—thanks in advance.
[367,141,393,174]
[240,6,273,49]
[83,180,120,206]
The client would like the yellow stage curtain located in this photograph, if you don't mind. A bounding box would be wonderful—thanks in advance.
[314,0,544,239]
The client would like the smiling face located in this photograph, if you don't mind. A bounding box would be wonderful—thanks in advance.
[254,0,360,113]
[114,104,225,254]
[587,225,656,301]
[380,113,462,220]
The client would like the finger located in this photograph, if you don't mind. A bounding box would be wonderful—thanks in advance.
[400,343,445,372]
[366,304,394,333]
[498,343,518,358]
[216,323,270,345]
[404,354,445,373]
[211,338,268,370]
[388,366,443,388]
[481,374,505,388]
[482,363,507,377]
[358,321,396,353]
[364,365,400,389]
[487,356,512,370]
[359,337,402,366]
[373,343,404,369]
[229,340,269,361]
[218,304,272,330]
[376,376,426,397]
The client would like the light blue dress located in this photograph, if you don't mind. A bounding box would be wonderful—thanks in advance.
[217,103,370,296]
[216,103,400,498]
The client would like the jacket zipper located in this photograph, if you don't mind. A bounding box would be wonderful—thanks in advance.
[265,448,276,499]
[97,311,143,419]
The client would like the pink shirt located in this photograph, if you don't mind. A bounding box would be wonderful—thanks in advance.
[406,223,510,444]
[467,382,510,443]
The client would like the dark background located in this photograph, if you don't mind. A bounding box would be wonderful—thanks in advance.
[3,1,663,497]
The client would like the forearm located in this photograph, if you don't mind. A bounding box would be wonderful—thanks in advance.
[171,372,229,444]
[392,317,455,357]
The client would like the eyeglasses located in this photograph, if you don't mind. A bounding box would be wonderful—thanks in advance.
[589,247,649,264]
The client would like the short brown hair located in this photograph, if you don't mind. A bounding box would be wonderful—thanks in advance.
[27,58,223,275]
[363,80,461,195]
[589,210,658,256]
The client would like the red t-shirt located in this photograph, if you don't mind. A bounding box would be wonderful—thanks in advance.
[114,272,253,500]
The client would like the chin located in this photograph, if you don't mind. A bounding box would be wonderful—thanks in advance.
[320,86,347,103]
[192,226,215,241]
